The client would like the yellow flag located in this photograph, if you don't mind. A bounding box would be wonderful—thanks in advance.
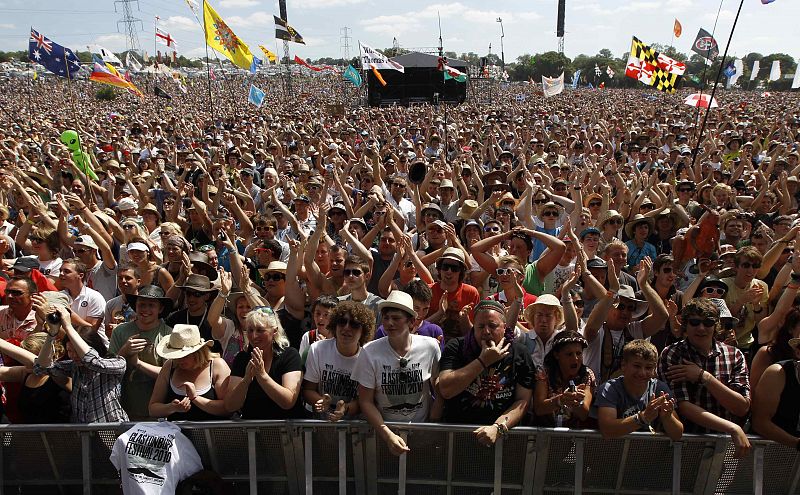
[258,45,277,64]
[203,0,254,69]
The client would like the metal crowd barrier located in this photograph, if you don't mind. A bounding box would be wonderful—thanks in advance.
[0,420,798,495]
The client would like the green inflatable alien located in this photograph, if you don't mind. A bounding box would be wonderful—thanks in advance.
[59,130,98,181]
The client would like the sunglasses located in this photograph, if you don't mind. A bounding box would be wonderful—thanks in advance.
[74,248,91,254]
[484,226,501,233]
[542,210,559,218]
[738,262,761,269]
[6,289,27,297]
[343,268,363,277]
[615,302,638,312]
[660,266,673,274]
[641,204,656,210]
[678,188,694,193]
[30,237,43,243]
[702,286,726,296]
[573,299,585,308]
[403,260,415,268]
[438,263,463,272]
[533,199,548,204]
[123,224,136,230]
[392,183,406,188]
[687,317,718,328]
[337,318,363,329]
[263,273,286,282]
[607,218,622,226]
[588,201,601,208]
[495,267,519,276]
[185,289,209,298]
[251,306,276,315]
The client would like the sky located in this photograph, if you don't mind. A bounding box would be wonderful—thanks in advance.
[1,0,798,64]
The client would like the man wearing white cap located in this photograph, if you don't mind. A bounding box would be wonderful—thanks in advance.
[72,232,118,301]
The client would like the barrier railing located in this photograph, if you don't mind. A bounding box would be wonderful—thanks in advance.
[0,420,797,495]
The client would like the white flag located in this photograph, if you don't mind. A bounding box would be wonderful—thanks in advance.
[542,72,565,98]
[125,52,143,72]
[729,59,743,87]
[359,42,404,73]
[87,44,122,65]
[750,60,760,81]
[606,66,615,78]
[769,60,781,81]
[792,67,800,89]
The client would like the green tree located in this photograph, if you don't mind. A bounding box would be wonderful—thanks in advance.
[95,86,117,101]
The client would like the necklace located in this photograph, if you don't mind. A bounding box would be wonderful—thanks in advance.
[187,306,208,328]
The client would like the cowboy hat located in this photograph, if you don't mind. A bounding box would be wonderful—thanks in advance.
[125,285,174,317]
[616,285,649,319]
[188,252,218,281]
[377,290,417,319]
[598,210,624,230]
[438,247,467,269]
[176,274,217,293]
[156,324,213,360]
[457,200,479,220]
[624,214,655,239]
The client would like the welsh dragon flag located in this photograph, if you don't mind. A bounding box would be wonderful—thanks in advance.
[438,57,466,82]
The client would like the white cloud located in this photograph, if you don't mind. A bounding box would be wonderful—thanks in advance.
[360,15,420,36]
[0,23,14,30]
[161,16,200,32]
[226,11,275,29]
[294,0,366,8]
[220,0,259,7]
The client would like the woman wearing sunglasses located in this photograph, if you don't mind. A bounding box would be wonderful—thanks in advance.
[302,301,375,421]
[649,255,684,353]
[224,307,304,419]
[597,210,624,250]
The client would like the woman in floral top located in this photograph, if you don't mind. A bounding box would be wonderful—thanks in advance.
[531,331,596,428]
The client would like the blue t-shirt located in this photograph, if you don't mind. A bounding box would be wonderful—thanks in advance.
[592,376,675,431]
[625,240,657,269]
[531,226,561,262]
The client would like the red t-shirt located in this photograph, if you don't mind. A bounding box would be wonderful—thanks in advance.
[428,282,481,343]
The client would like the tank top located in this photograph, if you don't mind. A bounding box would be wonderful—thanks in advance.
[773,360,800,436]
[17,375,71,424]
[164,360,224,421]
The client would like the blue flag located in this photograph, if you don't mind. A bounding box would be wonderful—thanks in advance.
[29,28,82,79]
[249,56,261,75]
[343,65,362,87]
[723,62,736,79]
[248,84,265,107]
[571,69,582,89]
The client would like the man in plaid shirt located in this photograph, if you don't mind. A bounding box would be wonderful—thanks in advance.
[659,298,751,458]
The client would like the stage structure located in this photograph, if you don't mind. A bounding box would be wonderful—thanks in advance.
[366,52,468,107]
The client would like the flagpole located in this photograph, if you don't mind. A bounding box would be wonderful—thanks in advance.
[63,55,97,206]
[691,0,745,170]
[202,0,216,135]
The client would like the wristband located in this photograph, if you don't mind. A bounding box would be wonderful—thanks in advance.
[698,370,709,385]
[790,284,800,291]
[494,422,508,436]
[476,356,488,370]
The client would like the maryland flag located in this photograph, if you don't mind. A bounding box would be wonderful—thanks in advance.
[203,0,254,69]
[258,45,278,64]
[626,36,684,94]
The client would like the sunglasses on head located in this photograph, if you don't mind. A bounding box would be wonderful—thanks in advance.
[251,306,275,315]
[438,262,463,272]
[343,268,363,277]
[495,267,519,276]
[337,318,363,329]
[702,286,726,296]
[687,317,718,328]
[738,261,761,269]
[263,273,286,282]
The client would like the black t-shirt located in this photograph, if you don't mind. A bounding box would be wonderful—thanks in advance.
[166,309,222,353]
[439,336,535,425]
[230,346,306,419]
[278,307,311,350]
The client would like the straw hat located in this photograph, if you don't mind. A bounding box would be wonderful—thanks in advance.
[377,291,417,319]
[156,324,213,360]
[624,214,655,239]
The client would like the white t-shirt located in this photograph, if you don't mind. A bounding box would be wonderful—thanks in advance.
[110,421,202,495]
[65,285,107,344]
[583,320,644,381]
[37,257,62,278]
[304,339,361,406]
[351,334,440,423]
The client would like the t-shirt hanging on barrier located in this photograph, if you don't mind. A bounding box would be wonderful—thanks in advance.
[110,421,203,495]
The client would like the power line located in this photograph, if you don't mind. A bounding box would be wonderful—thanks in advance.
[115,0,144,55]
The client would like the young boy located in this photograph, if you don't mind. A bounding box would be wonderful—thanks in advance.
[594,339,683,440]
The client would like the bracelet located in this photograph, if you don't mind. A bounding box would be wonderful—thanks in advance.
[476,356,488,370]
[698,370,709,385]
[634,411,648,427]
[494,422,509,436]
[789,284,800,291]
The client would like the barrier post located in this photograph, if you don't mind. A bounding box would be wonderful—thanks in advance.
[493,435,504,494]
[531,431,550,495]
[80,432,91,495]
[695,437,729,495]
[247,429,258,495]
[398,430,408,495]
[338,429,347,495]
[753,445,764,495]
[574,437,584,495]
[672,441,683,495]
[350,425,366,495]
[304,429,313,495]
[521,435,537,495]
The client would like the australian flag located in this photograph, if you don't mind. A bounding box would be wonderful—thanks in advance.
[29,28,82,78]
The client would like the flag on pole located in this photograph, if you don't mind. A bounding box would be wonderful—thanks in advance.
[258,45,277,64]
[28,28,82,79]
[154,86,172,99]
[673,19,682,38]
[627,36,684,93]
[542,73,565,97]
[248,84,265,107]
[274,16,305,44]
[89,62,144,97]
[571,69,581,89]
[249,56,261,74]
[371,66,387,86]
[125,52,142,72]
[750,60,760,81]
[156,28,177,48]
[723,62,736,79]
[87,44,122,65]
[769,60,781,81]
[691,28,719,60]
[761,0,776,4]
[204,0,255,69]
[594,64,601,77]
[606,66,615,78]
[294,55,322,71]
[730,59,743,86]
[438,57,466,82]
[343,65,362,87]
[792,67,800,89]
[359,42,404,72]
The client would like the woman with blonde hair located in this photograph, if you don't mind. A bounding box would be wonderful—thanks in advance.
[224,307,304,418]
[148,324,231,421]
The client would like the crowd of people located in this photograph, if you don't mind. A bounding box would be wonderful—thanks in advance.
[0,74,799,458]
